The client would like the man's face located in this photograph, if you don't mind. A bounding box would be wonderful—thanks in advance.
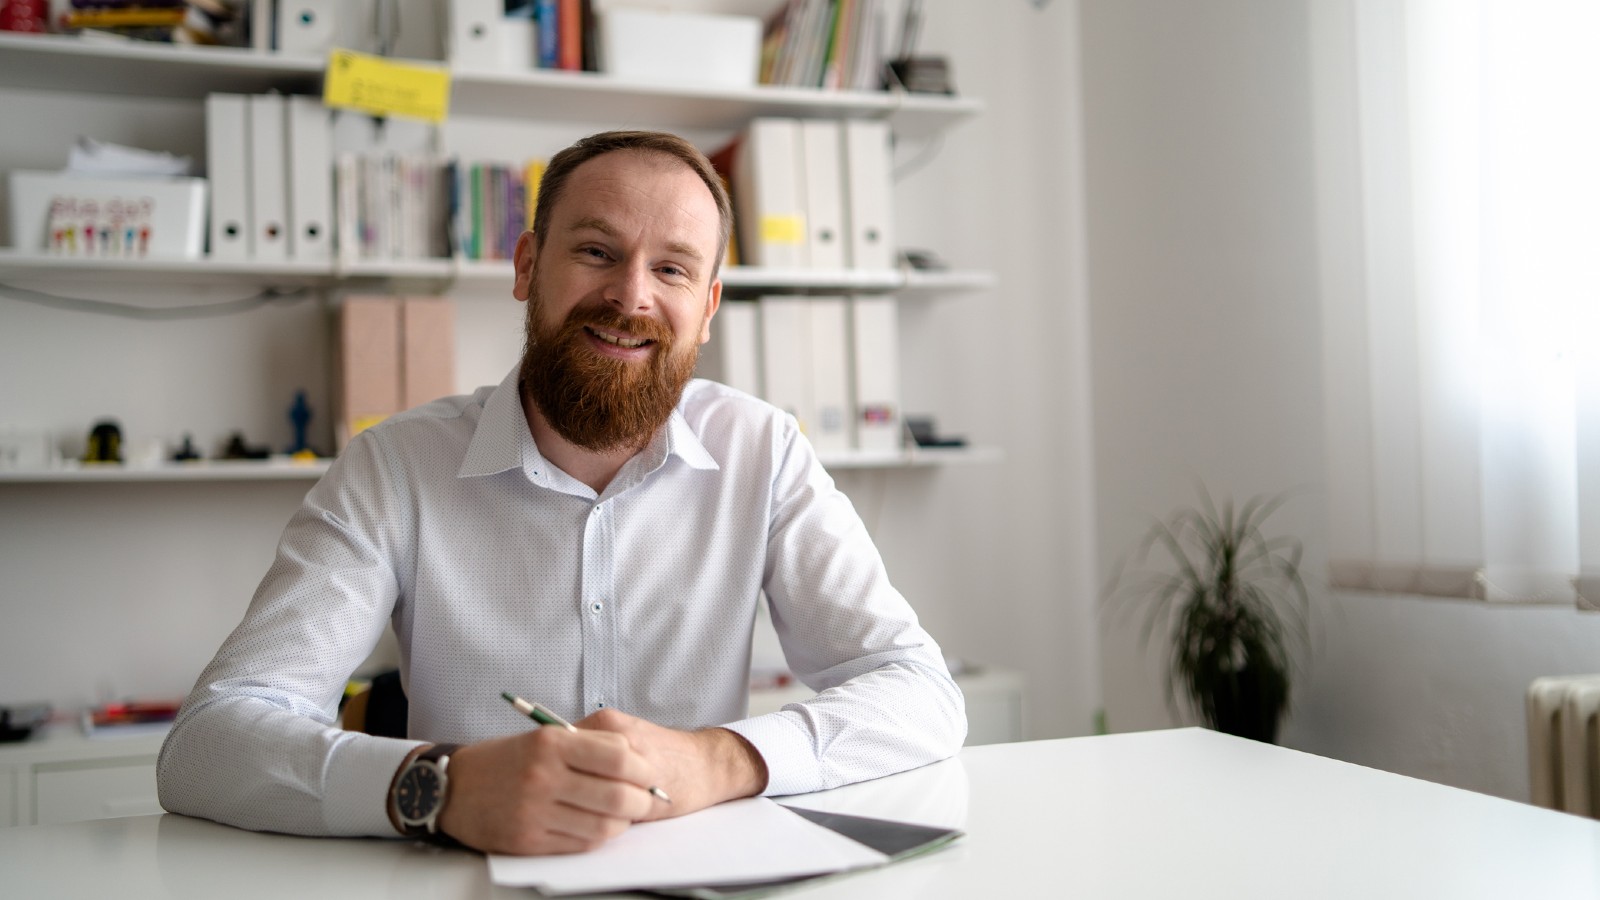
[514,150,723,453]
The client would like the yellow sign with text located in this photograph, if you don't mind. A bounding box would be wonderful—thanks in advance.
[323,49,451,123]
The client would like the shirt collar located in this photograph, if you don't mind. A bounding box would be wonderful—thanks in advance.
[458,366,720,481]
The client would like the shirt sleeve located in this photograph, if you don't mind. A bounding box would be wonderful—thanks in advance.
[720,420,967,795]
[156,432,422,837]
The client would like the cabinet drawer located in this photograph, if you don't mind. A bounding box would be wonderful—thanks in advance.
[34,758,160,825]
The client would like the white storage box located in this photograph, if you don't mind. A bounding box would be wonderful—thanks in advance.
[600,9,760,88]
[7,171,207,259]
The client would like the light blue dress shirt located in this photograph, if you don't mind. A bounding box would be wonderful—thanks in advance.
[157,367,965,837]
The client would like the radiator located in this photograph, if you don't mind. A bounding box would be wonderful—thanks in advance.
[1527,674,1600,817]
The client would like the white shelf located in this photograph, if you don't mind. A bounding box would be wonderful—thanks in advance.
[0,447,1001,482]
[0,33,980,138]
[0,32,321,99]
[449,67,981,140]
[0,251,994,298]
[0,459,333,483]
[817,445,1004,470]
[0,250,334,288]
[451,259,992,297]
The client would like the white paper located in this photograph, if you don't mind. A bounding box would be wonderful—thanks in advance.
[487,797,888,895]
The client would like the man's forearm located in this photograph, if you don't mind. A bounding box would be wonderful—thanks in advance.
[700,727,769,801]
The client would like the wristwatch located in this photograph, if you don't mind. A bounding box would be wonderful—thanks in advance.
[390,743,462,842]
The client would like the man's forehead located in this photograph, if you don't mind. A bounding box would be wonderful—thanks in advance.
[553,151,719,236]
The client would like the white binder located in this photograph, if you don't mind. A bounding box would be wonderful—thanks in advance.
[849,295,902,453]
[205,93,251,260]
[799,119,846,270]
[286,95,332,262]
[733,118,806,269]
[807,296,853,454]
[276,1,339,58]
[699,300,763,398]
[842,119,896,270]
[247,93,290,261]
[448,0,504,69]
[758,296,812,435]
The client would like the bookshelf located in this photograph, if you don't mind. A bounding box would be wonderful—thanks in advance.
[0,27,995,471]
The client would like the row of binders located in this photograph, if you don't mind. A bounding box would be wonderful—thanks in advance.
[713,118,896,272]
[206,92,333,262]
[698,295,902,456]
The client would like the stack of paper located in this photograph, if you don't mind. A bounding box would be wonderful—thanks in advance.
[487,796,960,896]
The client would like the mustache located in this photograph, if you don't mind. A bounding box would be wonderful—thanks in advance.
[557,305,675,345]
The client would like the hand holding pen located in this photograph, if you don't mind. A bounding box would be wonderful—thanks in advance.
[502,692,672,804]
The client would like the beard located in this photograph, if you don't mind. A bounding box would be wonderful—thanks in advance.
[518,289,703,454]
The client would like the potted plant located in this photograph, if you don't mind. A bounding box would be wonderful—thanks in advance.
[1104,489,1310,743]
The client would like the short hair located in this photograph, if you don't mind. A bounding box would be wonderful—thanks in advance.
[531,130,733,276]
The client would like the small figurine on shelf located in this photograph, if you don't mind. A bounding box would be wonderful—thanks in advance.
[171,433,202,462]
[286,390,319,460]
[82,419,122,463]
[220,431,271,460]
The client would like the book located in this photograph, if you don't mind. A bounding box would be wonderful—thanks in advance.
[82,699,180,739]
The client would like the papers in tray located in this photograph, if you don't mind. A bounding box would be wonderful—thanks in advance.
[486,796,963,897]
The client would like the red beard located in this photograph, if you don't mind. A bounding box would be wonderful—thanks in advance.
[519,296,701,453]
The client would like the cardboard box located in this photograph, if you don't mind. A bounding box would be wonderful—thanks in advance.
[599,9,760,88]
[7,171,207,259]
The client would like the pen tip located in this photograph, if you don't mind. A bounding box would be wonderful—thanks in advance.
[500,691,516,703]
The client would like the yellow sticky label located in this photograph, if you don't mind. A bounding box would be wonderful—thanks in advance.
[323,49,451,124]
[760,215,806,246]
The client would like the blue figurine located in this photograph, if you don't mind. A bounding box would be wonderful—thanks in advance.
[287,390,314,457]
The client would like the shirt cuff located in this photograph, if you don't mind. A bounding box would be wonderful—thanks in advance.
[321,732,426,837]
[720,712,821,797]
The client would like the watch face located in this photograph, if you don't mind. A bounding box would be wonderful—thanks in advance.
[396,761,443,825]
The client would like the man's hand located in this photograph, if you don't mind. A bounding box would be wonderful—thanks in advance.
[578,709,769,821]
[436,726,661,855]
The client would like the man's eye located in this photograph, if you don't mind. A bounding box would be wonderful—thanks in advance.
[659,265,686,277]
[581,247,609,260]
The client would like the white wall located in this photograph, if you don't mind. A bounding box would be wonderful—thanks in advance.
[0,1,1105,742]
[1081,0,1600,803]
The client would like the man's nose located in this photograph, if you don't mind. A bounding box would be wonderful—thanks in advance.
[602,259,653,315]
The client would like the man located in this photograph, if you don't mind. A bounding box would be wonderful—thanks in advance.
[157,130,965,855]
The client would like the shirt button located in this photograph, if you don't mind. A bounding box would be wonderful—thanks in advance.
[590,601,604,614]
[595,700,606,709]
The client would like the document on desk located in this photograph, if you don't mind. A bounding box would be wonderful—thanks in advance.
[487,797,889,895]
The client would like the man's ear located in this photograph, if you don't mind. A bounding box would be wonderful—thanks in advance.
[698,278,723,345]
[512,230,536,302]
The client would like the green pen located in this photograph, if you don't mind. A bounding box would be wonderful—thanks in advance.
[500,691,672,804]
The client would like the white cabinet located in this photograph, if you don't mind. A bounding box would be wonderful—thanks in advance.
[0,728,166,827]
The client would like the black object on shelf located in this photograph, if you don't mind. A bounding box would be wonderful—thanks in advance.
[220,431,271,460]
[905,416,966,449]
[0,703,52,743]
[887,57,955,95]
[82,419,122,463]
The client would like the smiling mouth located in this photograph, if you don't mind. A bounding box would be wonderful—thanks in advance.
[586,326,654,349]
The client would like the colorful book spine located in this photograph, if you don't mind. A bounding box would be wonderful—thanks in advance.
[536,0,559,69]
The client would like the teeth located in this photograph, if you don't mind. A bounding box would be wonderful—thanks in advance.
[589,328,650,349]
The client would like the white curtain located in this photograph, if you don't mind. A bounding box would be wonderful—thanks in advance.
[1320,0,1600,606]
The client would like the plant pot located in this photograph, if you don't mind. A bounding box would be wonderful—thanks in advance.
[1206,661,1288,744]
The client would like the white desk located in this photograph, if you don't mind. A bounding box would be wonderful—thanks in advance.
[2,728,1597,898]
